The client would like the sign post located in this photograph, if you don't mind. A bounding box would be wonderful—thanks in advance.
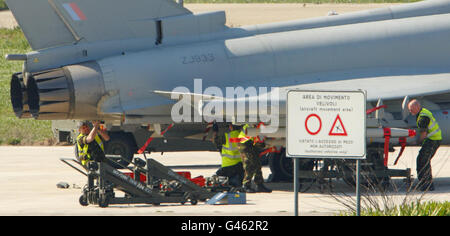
[294,158,299,216]
[286,90,366,216]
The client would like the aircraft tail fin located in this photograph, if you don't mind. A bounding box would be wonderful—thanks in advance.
[6,0,191,50]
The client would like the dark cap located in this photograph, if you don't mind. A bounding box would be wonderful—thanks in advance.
[231,124,242,130]
[78,121,90,128]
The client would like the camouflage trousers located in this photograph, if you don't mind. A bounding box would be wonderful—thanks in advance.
[239,142,264,186]
[417,139,440,187]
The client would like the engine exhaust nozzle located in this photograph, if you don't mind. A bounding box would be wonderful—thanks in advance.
[10,72,25,118]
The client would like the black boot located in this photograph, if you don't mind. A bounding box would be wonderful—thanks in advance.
[242,184,256,193]
[255,184,272,193]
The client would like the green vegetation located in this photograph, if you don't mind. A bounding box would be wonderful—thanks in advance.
[0,28,53,145]
[342,201,450,216]
[0,0,6,10]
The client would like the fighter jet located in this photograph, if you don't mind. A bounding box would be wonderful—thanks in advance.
[5,0,450,179]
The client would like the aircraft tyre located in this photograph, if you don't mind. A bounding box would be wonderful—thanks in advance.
[268,148,293,182]
[268,148,316,188]
[104,133,137,169]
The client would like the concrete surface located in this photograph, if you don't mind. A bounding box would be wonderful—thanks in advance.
[0,146,448,216]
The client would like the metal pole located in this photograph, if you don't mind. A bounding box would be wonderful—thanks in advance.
[356,159,361,216]
[294,158,299,216]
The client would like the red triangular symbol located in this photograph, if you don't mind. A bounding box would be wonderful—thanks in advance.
[329,114,348,136]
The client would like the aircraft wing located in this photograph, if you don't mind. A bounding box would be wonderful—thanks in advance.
[150,71,450,106]
[111,70,450,124]
[281,69,450,102]
[153,90,225,102]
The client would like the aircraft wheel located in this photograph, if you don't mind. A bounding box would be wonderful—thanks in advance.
[268,148,293,182]
[105,133,136,169]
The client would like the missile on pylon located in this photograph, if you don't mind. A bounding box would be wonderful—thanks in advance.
[366,128,416,139]
[246,127,416,146]
[247,127,415,139]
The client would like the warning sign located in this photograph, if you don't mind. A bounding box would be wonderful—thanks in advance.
[329,115,347,136]
[286,90,366,159]
[305,114,322,135]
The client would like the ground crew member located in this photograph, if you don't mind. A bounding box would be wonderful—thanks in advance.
[212,123,244,187]
[237,124,272,193]
[408,99,441,191]
[77,121,110,166]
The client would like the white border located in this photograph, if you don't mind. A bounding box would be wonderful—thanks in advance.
[286,89,367,160]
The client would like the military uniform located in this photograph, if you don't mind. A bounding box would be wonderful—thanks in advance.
[213,129,244,187]
[237,125,271,193]
[239,140,265,188]
[416,108,442,191]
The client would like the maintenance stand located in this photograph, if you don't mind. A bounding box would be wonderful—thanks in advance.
[61,155,220,208]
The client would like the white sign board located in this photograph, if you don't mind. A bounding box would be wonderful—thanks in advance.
[287,90,366,159]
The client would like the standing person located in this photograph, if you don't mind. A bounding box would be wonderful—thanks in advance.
[77,121,110,166]
[212,123,245,187]
[408,99,441,191]
[237,125,272,193]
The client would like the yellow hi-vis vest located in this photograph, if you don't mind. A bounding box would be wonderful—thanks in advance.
[221,130,242,167]
[237,124,253,144]
[417,108,442,141]
[77,134,104,165]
